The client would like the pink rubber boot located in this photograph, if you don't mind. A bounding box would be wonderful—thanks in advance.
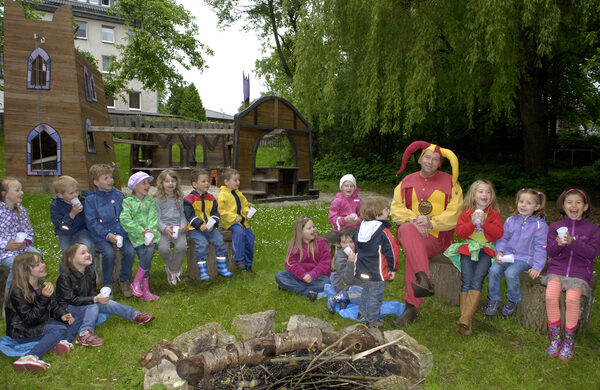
[130,267,145,298]
[141,277,159,301]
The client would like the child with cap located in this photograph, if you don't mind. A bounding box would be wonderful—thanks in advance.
[120,172,161,301]
[325,174,362,243]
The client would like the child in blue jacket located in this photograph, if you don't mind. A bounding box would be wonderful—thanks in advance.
[50,176,95,272]
[84,164,135,297]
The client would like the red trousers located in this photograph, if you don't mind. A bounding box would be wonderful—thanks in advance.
[397,223,446,308]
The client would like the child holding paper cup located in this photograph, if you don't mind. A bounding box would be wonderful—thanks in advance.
[542,189,600,361]
[155,170,188,286]
[120,172,160,301]
[184,168,232,281]
[486,188,548,317]
[50,176,95,272]
[444,179,504,335]
[0,177,40,298]
[56,243,154,347]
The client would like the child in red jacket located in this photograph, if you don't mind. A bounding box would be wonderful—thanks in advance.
[444,179,503,335]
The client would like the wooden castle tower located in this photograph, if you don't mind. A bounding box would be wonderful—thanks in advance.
[3,0,118,192]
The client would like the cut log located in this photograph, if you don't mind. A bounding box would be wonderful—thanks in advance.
[175,325,381,383]
[139,339,186,369]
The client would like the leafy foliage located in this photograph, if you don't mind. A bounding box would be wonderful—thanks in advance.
[104,0,212,98]
[165,82,207,121]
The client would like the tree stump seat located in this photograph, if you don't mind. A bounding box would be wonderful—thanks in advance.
[94,247,123,287]
[186,229,235,280]
[0,265,9,308]
[428,253,462,306]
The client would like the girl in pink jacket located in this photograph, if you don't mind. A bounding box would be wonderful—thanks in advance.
[328,174,362,234]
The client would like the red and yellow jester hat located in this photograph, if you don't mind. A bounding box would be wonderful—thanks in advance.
[396,141,459,185]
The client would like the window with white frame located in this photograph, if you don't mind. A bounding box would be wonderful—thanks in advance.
[106,95,115,108]
[101,0,112,6]
[101,55,113,73]
[129,92,141,110]
[75,21,87,39]
[101,26,115,43]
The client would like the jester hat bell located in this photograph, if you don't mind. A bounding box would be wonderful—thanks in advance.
[396,141,459,185]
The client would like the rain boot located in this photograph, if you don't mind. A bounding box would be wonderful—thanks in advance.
[546,320,562,358]
[559,327,576,361]
[141,277,160,301]
[216,256,233,277]
[130,266,145,298]
[459,290,481,336]
[197,259,211,281]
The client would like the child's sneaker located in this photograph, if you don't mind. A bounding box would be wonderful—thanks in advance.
[501,300,518,316]
[165,266,177,286]
[119,281,133,298]
[48,340,73,356]
[134,311,155,324]
[235,260,246,270]
[13,355,50,372]
[76,329,105,347]
[485,299,502,316]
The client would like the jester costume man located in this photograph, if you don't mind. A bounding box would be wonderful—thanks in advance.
[391,141,462,327]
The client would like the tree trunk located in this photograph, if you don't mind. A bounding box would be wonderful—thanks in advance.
[519,40,548,174]
[175,325,381,383]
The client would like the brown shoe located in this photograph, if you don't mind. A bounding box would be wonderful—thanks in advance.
[134,312,155,325]
[119,280,133,298]
[392,303,419,328]
[411,271,434,298]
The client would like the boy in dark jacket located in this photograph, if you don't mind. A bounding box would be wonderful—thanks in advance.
[50,176,95,272]
[354,196,399,328]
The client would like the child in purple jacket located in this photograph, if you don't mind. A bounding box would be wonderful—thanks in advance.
[275,217,331,300]
[486,188,548,317]
[543,189,600,361]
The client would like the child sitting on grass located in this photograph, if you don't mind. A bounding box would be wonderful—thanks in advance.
[50,175,95,272]
[217,168,255,272]
[184,169,232,281]
[120,172,161,301]
[7,252,78,372]
[55,243,154,348]
[276,216,331,300]
[326,226,365,313]
[84,164,135,297]
[325,174,362,243]
[354,196,399,328]
[155,169,188,286]
[0,177,40,299]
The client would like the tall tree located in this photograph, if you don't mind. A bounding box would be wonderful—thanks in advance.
[293,0,600,173]
[166,82,207,121]
[105,0,212,99]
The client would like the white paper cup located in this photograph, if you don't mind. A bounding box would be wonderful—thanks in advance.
[144,232,154,245]
[349,213,358,219]
[100,287,111,297]
[343,246,353,256]
[501,254,515,263]
[247,207,257,219]
[15,232,27,243]
[116,235,123,248]
[206,217,216,229]
[557,227,568,243]
[172,225,180,239]
[71,197,81,206]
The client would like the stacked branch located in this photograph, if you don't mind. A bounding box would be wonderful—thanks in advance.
[174,325,381,383]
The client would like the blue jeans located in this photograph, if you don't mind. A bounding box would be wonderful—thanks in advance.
[68,301,137,333]
[487,259,531,302]
[58,229,95,273]
[275,271,329,297]
[358,280,385,323]
[16,317,82,358]
[229,224,255,267]
[95,237,135,285]
[189,229,227,260]
[0,246,40,295]
[135,244,155,271]
[460,252,492,292]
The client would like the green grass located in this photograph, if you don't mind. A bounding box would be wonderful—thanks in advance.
[1,192,599,389]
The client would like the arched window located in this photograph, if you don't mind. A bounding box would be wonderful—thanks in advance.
[27,48,51,89]
[170,144,181,167]
[83,66,97,102]
[85,119,96,153]
[27,124,61,175]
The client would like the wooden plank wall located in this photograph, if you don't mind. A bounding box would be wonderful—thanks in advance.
[3,1,117,192]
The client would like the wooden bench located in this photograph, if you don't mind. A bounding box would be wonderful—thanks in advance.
[186,229,235,280]
[428,254,597,334]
